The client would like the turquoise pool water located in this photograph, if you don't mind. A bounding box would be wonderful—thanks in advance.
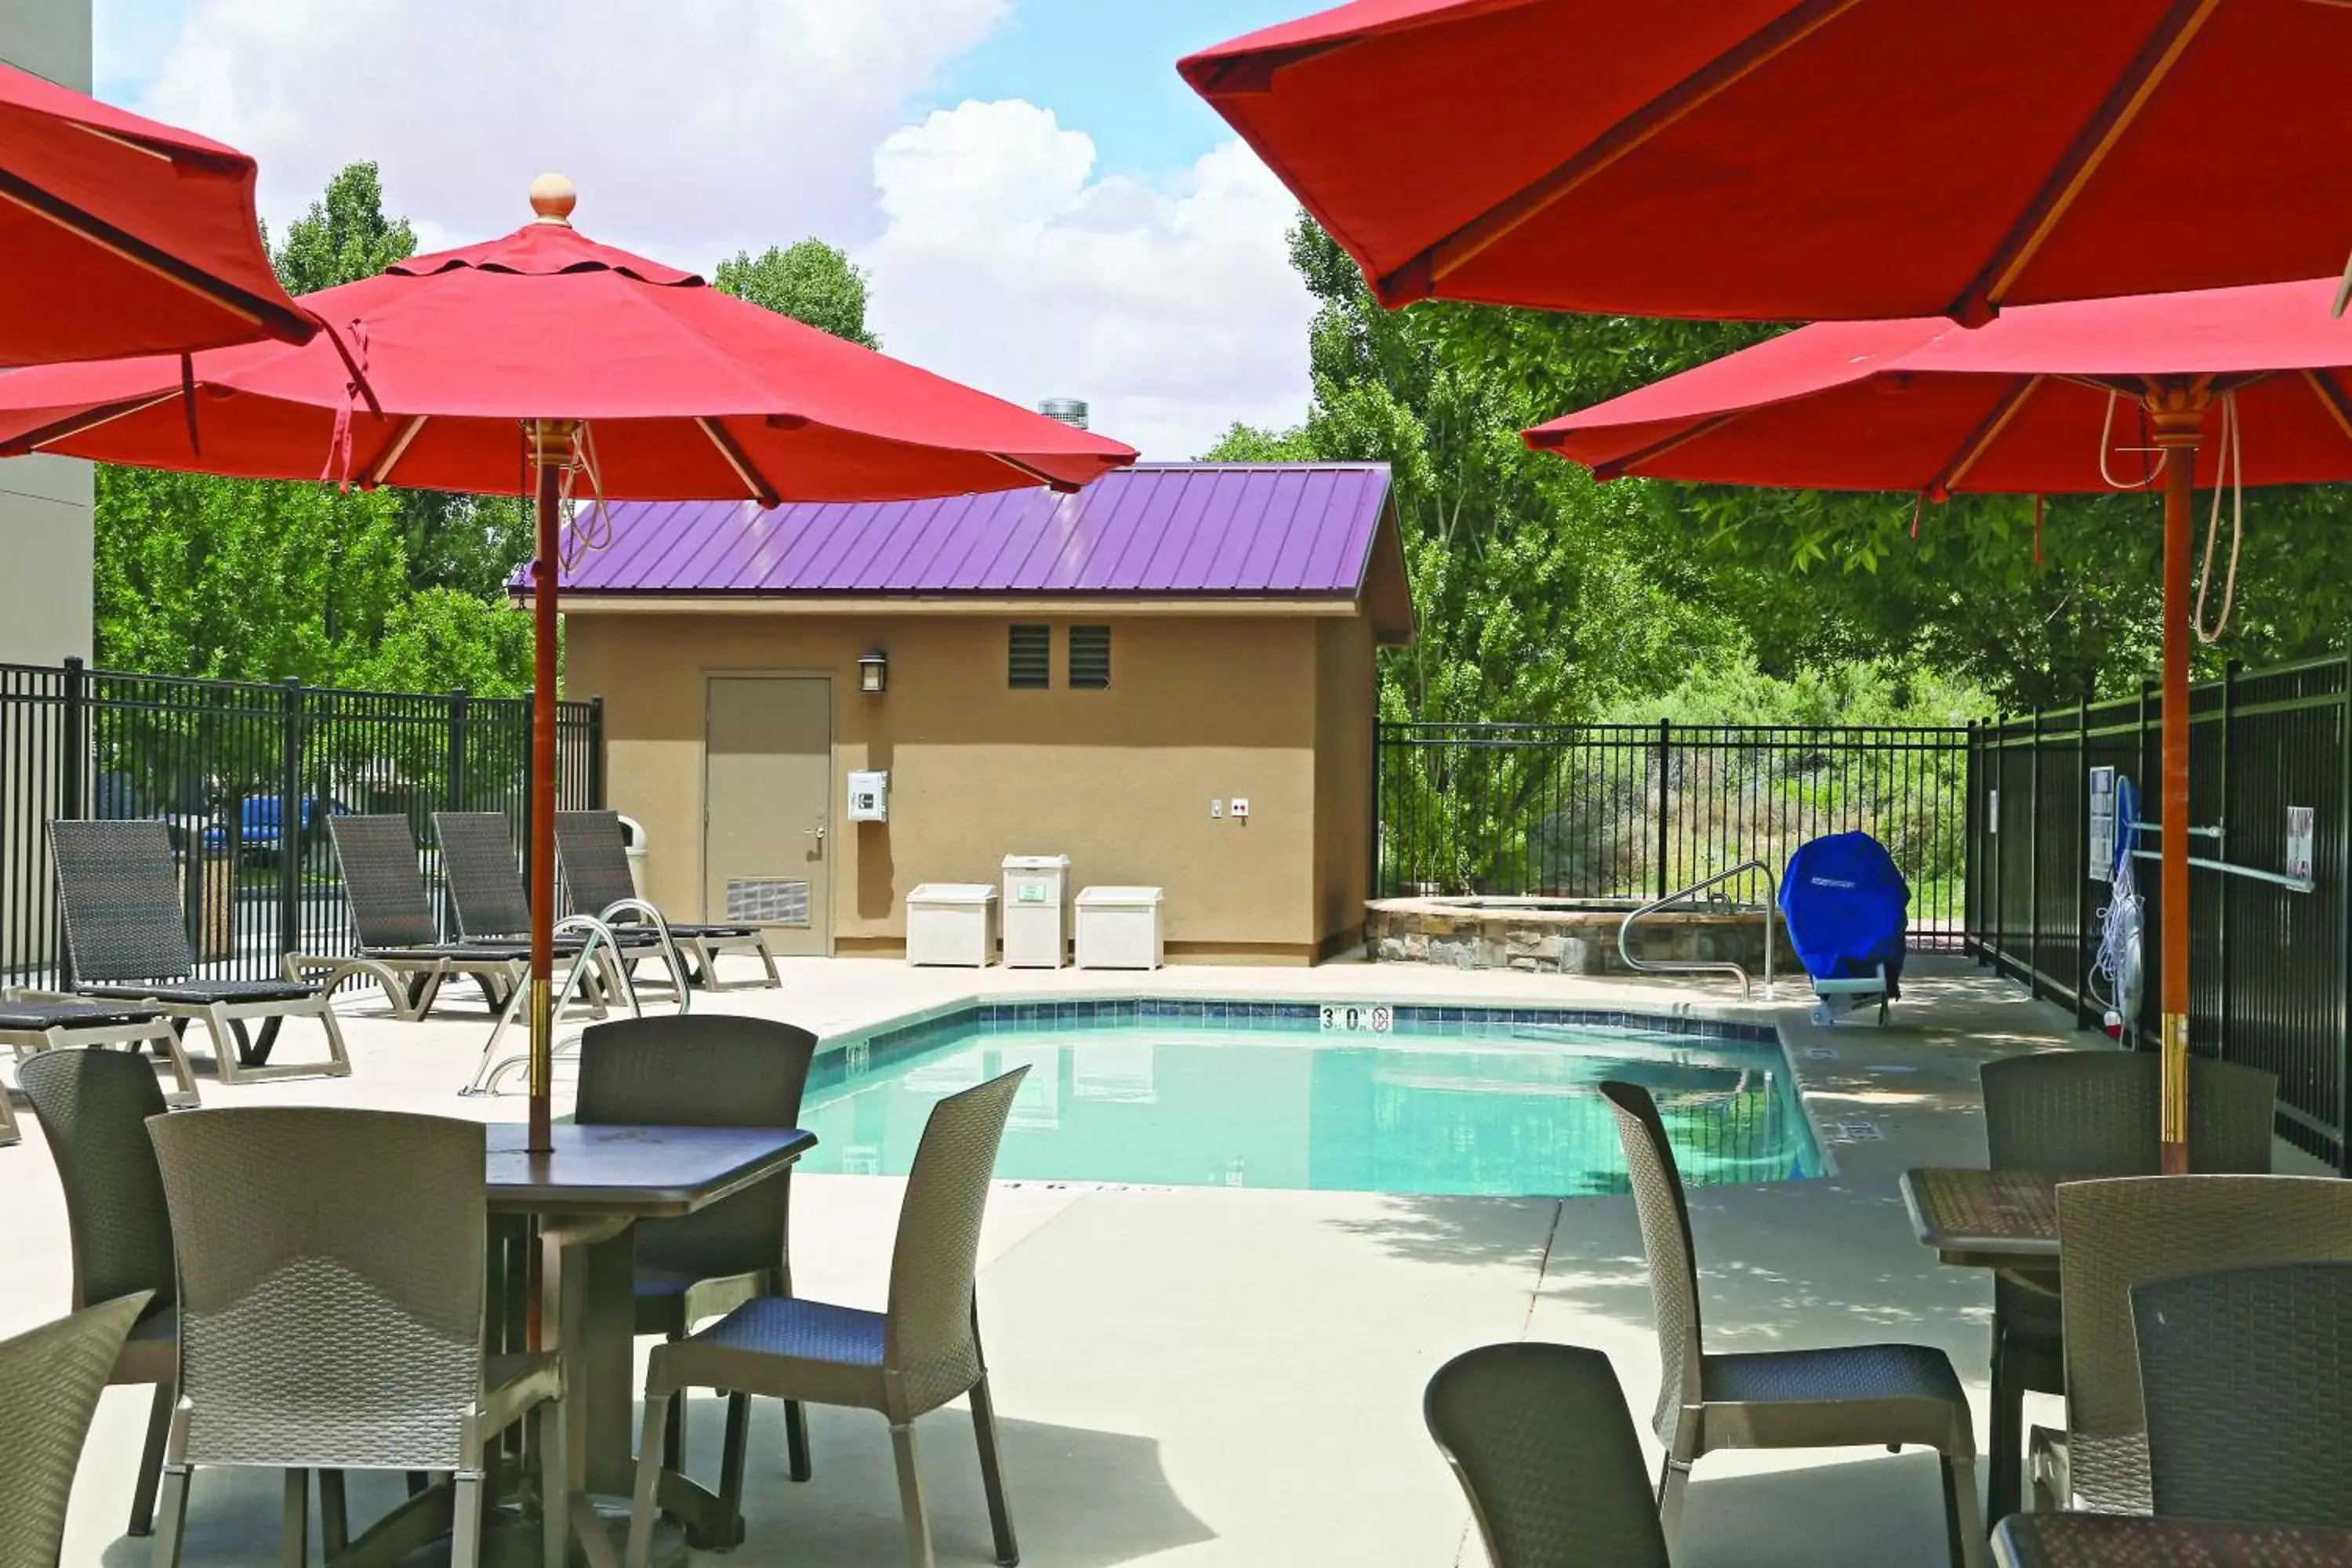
[797,1002,1820,1197]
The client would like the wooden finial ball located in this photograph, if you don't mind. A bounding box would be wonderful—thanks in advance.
[528,173,577,226]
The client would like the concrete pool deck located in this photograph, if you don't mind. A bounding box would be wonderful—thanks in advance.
[5,950,2309,1566]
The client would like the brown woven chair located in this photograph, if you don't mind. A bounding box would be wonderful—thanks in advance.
[2133,1261,2352,1529]
[1425,1342,1671,1568]
[146,1108,568,1568]
[575,1014,818,1544]
[17,1047,184,1538]
[1600,1080,1984,1566]
[621,1068,1030,1568]
[48,819,349,1086]
[1978,1050,2275,1518]
[558,810,779,990]
[0,1292,151,1568]
[434,811,684,1005]
[2034,1176,2352,1514]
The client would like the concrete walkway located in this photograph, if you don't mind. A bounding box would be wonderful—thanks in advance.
[0,951,2215,1566]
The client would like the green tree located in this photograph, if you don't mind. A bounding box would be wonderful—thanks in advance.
[714,239,880,347]
[344,588,535,695]
[269,162,416,295]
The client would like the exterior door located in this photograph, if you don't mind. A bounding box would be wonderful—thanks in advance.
[704,674,831,956]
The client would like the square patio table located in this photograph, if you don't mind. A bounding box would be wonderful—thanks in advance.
[486,1122,816,1565]
[1900,1167,2064,1271]
[1993,1512,2352,1566]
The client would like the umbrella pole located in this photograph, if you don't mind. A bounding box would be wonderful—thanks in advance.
[2148,385,2209,1175]
[526,420,569,1154]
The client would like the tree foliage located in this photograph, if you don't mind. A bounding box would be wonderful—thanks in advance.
[714,240,879,348]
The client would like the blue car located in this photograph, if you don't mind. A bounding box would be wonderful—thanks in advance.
[202,797,347,858]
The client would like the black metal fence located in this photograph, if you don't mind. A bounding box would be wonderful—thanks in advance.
[0,657,602,987]
[1968,658,2352,1171]
[1374,721,1971,946]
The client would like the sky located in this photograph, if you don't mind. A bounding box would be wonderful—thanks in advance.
[90,0,1317,460]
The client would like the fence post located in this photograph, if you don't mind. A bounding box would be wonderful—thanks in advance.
[1988,712,2004,977]
[520,688,535,887]
[2339,668,2351,1174]
[1965,720,1981,964]
[1369,720,1384,901]
[277,677,302,964]
[588,695,607,809]
[56,657,87,989]
[2072,684,2093,1028]
[446,688,469,813]
[1654,717,1671,899]
[2028,707,2043,998]
[2138,676,2157,1049]
[2217,659,2238,1068]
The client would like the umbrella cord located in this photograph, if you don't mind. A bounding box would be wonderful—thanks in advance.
[2192,389,2243,644]
[555,421,616,571]
[2097,389,2163,491]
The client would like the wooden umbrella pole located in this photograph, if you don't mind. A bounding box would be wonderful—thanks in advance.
[2147,382,2210,1175]
[525,419,574,1155]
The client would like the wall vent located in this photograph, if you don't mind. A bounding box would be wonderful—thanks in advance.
[725,877,809,926]
[1008,624,1051,688]
[1069,624,1111,689]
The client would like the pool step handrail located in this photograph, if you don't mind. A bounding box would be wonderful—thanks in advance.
[1619,861,1776,1001]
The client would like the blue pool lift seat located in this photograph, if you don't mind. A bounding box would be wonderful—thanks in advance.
[1779,832,1907,1027]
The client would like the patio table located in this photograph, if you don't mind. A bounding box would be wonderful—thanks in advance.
[486,1122,816,1566]
[1993,1512,2352,1566]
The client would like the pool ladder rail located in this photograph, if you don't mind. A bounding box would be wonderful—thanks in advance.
[1617,859,1777,1002]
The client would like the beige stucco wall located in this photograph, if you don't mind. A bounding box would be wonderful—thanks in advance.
[568,609,1380,962]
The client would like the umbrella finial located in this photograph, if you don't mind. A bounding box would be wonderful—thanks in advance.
[528,173,576,227]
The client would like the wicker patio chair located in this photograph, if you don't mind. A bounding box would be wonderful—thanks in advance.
[557,810,779,990]
[18,1048,186,1538]
[434,811,686,1007]
[145,1107,568,1568]
[2132,1260,2352,1529]
[48,819,349,1086]
[1425,1342,1671,1568]
[1979,1051,2276,1515]
[284,815,549,1022]
[620,1068,1030,1568]
[575,1014,818,1541]
[0,993,194,1147]
[1599,1080,1984,1567]
[0,1291,152,1568]
[2031,1175,2352,1515]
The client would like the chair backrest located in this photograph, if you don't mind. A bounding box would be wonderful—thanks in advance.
[1597,1080,1704,1445]
[328,815,441,950]
[1425,1342,1672,1568]
[2056,1175,2352,1510]
[146,1108,487,1469]
[556,811,636,916]
[0,1294,151,1568]
[2133,1261,2352,1529]
[18,1047,176,1315]
[433,811,530,939]
[48,818,194,984]
[1982,1051,2276,1174]
[575,1015,817,1283]
[884,1066,1029,1417]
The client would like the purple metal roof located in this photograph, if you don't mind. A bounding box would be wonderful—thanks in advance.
[531,463,1394,600]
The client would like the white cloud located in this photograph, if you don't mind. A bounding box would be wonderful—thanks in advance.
[135,0,1007,260]
[858,100,1312,460]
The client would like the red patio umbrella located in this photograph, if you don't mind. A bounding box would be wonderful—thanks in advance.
[0,176,1138,1150]
[1179,0,2352,323]
[1526,274,2352,1169]
[1,60,314,365]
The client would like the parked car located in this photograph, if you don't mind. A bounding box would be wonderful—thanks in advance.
[201,796,349,860]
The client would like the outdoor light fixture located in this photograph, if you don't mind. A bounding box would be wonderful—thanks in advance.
[858,650,888,694]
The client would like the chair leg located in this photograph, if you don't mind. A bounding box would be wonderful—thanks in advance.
[150,1464,191,1568]
[535,1403,568,1568]
[1657,1459,1693,1552]
[148,1025,200,1106]
[281,1468,308,1568]
[128,1378,174,1536]
[319,1469,349,1558]
[1942,1453,1987,1568]
[312,998,351,1076]
[661,1388,684,1475]
[970,1374,1019,1566]
[891,1421,937,1568]
[201,1005,240,1084]
[1987,1330,2023,1526]
[450,1470,485,1568]
[714,1393,753,1548]
[784,1396,812,1483]
[625,1384,673,1568]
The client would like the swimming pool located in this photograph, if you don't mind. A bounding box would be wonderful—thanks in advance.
[797,1000,1820,1197]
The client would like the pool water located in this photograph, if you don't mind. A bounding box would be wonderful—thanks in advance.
[797,1007,1820,1197]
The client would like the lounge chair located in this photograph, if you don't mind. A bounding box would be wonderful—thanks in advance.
[1600,1079,1984,1567]
[1425,1341,1671,1568]
[0,1293,151,1566]
[0,993,194,1145]
[18,1047,184,1537]
[434,811,688,1008]
[558,809,780,990]
[284,815,540,1022]
[622,1068,1029,1568]
[47,819,350,1086]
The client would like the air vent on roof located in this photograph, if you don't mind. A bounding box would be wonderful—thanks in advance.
[1038,398,1089,430]
[1008,624,1051,688]
[1069,625,1110,690]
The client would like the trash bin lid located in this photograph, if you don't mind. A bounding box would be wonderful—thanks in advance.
[1076,885,1163,906]
[1001,855,1072,871]
[909,883,998,904]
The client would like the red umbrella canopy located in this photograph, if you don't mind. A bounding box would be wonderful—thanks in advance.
[0,180,1136,497]
[0,60,314,365]
[1523,275,2352,493]
[1180,0,2352,322]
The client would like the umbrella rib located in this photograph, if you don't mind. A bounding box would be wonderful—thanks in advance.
[697,417,781,508]
[991,452,1083,495]
[0,389,182,458]
[1958,0,2220,318]
[0,168,315,345]
[358,415,429,487]
[1584,412,1743,481]
[1927,374,2045,497]
[2306,369,2352,447]
[1395,0,1865,302]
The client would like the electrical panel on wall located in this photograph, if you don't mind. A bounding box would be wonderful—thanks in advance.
[847,769,888,822]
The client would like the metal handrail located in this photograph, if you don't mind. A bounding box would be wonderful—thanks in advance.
[594,896,694,1015]
[1617,860,1777,1001]
[465,913,638,1096]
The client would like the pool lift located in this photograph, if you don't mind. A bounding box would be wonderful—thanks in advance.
[2092,776,2144,1037]
[1780,831,1908,1028]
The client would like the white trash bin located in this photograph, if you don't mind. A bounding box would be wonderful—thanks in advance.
[615,813,650,902]
[906,884,999,967]
[1076,885,1164,970]
[1000,854,1072,968]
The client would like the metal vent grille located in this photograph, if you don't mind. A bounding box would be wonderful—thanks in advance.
[725,877,809,926]
[1008,624,1051,689]
[1069,624,1111,689]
